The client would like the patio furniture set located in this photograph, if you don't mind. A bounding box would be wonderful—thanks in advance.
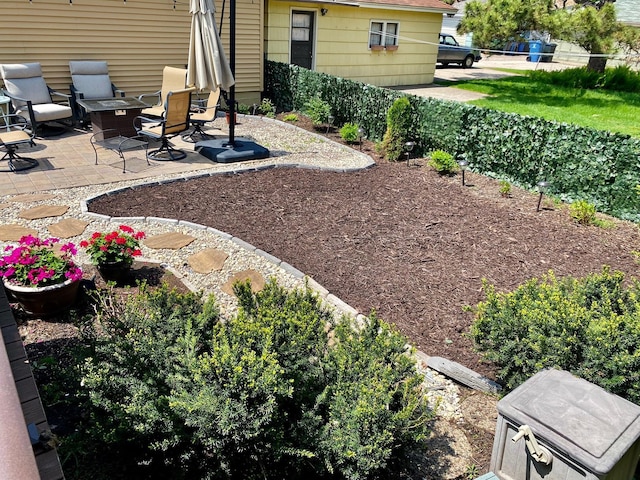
[0,62,220,173]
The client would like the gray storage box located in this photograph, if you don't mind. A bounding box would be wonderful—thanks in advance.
[490,369,640,480]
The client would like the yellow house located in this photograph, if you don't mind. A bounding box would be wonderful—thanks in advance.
[265,0,456,86]
[0,0,263,105]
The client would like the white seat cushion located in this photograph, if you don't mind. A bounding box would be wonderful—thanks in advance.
[18,103,72,123]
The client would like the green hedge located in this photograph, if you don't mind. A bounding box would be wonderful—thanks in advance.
[265,61,640,222]
[470,267,640,404]
[78,281,431,479]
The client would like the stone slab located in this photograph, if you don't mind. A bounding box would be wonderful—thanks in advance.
[10,194,56,203]
[47,218,90,239]
[0,203,10,211]
[222,269,266,296]
[426,356,502,394]
[19,205,69,220]
[187,248,228,274]
[0,224,38,242]
[144,232,196,250]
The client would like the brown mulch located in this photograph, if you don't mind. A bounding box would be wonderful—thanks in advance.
[88,115,640,380]
[83,114,640,476]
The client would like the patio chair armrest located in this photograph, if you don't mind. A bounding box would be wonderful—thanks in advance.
[2,89,29,105]
[138,91,161,105]
[1,90,37,130]
[190,103,218,114]
[113,87,126,98]
[133,115,163,132]
[49,88,72,106]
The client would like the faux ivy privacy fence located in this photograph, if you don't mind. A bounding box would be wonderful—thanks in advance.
[265,61,640,222]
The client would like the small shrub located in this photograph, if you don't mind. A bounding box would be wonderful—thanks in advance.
[470,266,640,403]
[340,122,360,143]
[79,279,432,478]
[569,200,597,225]
[428,150,458,174]
[259,98,276,118]
[380,97,415,161]
[237,103,250,114]
[283,113,298,122]
[499,180,511,197]
[303,96,331,125]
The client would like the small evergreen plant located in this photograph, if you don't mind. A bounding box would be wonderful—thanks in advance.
[303,97,331,125]
[428,150,458,174]
[340,122,360,143]
[79,280,433,478]
[380,97,415,161]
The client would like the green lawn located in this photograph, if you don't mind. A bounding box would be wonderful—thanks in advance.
[444,76,640,138]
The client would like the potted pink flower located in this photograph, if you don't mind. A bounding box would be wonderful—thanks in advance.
[0,235,83,316]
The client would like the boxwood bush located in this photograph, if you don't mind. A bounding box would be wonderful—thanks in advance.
[79,280,432,479]
[470,267,640,404]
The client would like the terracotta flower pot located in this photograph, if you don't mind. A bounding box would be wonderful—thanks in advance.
[225,112,237,125]
[3,278,80,317]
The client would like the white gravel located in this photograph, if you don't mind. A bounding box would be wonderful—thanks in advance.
[0,115,463,419]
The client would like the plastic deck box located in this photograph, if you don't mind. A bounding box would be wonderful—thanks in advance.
[490,369,640,480]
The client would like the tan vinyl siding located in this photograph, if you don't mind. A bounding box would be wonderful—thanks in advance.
[0,0,262,104]
[266,0,441,86]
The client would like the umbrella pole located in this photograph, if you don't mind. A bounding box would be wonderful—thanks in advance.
[225,0,236,147]
[197,0,268,162]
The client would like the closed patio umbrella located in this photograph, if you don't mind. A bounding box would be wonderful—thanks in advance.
[187,0,234,92]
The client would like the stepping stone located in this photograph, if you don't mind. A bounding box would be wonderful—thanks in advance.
[0,203,10,211]
[144,232,196,250]
[10,193,56,203]
[19,205,69,220]
[222,269,266,296]
[0,224,38,242]
[188,248,228,274]
[47,218,90,239]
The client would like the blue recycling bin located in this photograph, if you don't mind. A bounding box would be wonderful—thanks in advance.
[528,40,542,62]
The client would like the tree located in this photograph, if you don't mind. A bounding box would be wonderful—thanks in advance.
[457,0,557,49]
[457,0,621,72]
[615,24,640,68]
[554,2,619,72]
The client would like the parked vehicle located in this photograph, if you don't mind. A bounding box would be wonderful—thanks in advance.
[437,34,482,68]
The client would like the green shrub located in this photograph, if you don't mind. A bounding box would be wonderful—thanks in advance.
[569,200,597,225]
[340,122,360,143]
[303,96,331,125]
[470,267,640,403]
[80,280,432,478]
[381,97,415,161]
[428,150,458,174]
[283,113,298,122]
[528,66,640,93]
[499,180,512,197]
[237,103,250,114]
[259,97,276,118]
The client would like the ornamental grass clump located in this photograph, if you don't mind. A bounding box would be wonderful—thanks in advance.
[0,235,83,287]
[80,225,145,267]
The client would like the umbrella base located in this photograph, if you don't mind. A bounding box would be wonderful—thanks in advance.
[194,137,269,163]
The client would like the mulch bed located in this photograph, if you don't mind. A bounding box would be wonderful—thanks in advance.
[88,114,640,381]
